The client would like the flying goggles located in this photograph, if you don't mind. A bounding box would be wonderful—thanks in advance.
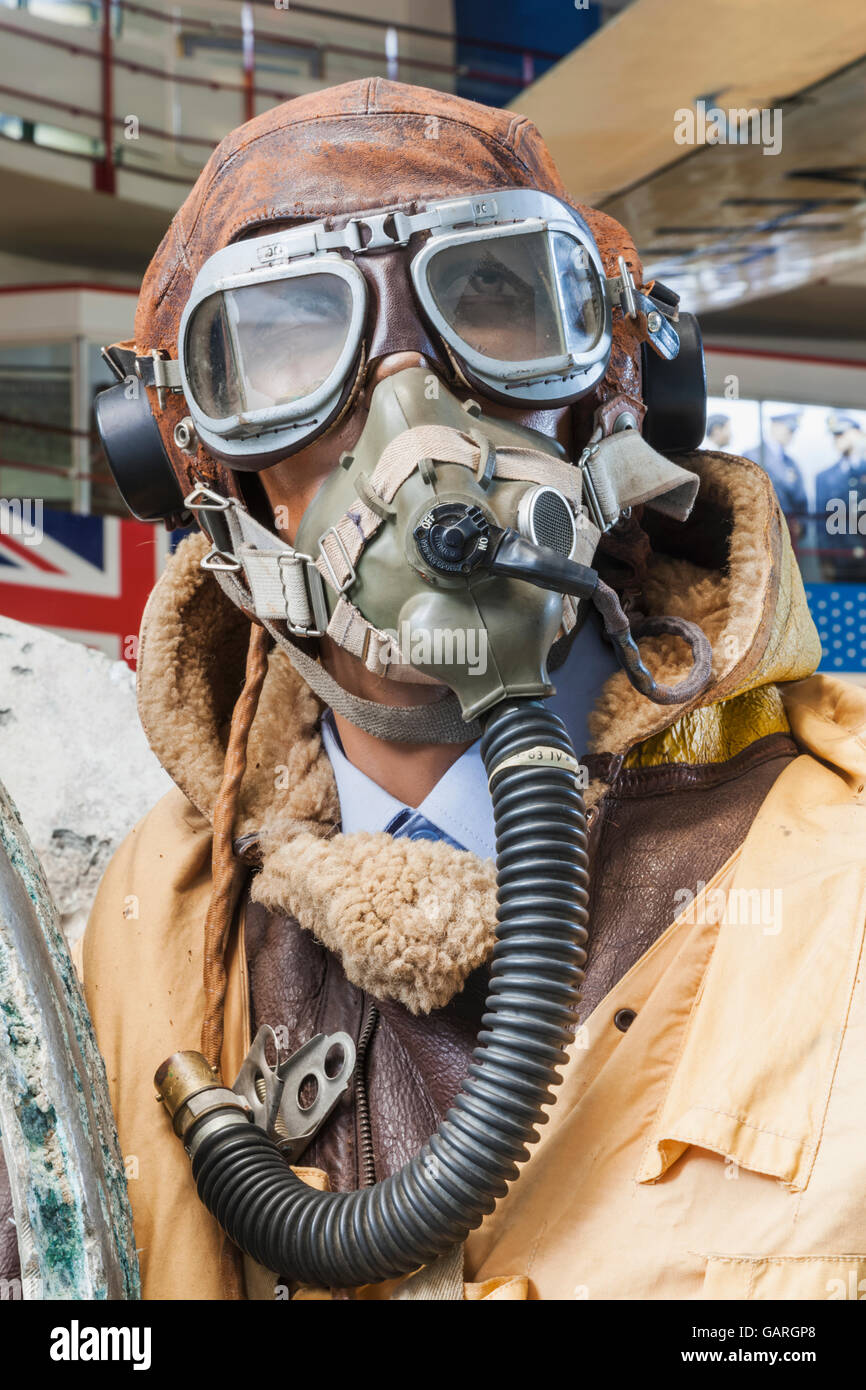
[172,188,677,468]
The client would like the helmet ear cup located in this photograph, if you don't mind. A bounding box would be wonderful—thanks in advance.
[94,380,186,522]
[641,311,707,454]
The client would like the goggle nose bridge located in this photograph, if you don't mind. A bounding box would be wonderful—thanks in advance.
[357,245,448,374]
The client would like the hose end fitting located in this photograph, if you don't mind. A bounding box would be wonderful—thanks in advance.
[154,1050,252,1151]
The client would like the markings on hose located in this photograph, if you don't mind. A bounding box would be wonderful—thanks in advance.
[488,746,584,787]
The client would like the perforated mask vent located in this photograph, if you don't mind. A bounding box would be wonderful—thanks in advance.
[517,485,577,557]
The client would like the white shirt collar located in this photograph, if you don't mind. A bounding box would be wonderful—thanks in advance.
[320,711,495,859]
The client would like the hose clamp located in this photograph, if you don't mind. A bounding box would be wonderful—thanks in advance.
[487,745,581,787]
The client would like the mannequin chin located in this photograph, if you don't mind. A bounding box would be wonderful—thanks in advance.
[320,635,451,708]
[317,636,473,806]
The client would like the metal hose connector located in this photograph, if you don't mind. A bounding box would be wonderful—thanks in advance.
[183,698,589,1288]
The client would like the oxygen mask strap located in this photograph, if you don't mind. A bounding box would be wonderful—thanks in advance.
[259,613,484,744]
[185,484,482,744]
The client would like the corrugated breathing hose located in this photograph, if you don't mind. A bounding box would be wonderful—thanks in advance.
[157,696,588,1288]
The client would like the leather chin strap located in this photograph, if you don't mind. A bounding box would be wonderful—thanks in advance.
[187,427,700,744]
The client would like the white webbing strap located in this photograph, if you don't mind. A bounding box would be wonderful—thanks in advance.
[204,560,481,743]
[193,486,438,683]
[239,550,313,626]
[223,504,327,633]
[326,594,429,682]
[316,505,378,593]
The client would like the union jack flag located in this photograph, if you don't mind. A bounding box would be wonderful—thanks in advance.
[0,508,188,667]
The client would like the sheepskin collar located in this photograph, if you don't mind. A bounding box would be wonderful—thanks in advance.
[136,452,820,1013]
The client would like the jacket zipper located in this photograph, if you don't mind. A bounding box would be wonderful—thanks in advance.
[354,1000,379,1188]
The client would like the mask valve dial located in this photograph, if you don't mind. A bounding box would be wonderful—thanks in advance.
[413,502,491,574]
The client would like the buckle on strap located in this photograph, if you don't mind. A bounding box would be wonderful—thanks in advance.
[185,485,241,572]
[200,546,242,573]
[184,484,232,513]
[341,208,415,252]
[578,440,614,534]
[183,486,330,636]
[607,255,639,319]
[318,525,357,594]
[606,257,680,360]
[278,552,329,638]
[137,351,183,410]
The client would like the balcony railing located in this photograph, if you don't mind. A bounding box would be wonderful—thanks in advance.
[0,0,567,194]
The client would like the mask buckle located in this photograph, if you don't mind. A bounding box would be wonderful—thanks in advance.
[185,484,244,572]
[183,486,330,636]
[184,483,232,513]
[318,525,357,594]
[280,553,330,639]
[577,438,613,534]
[200,547,242,573]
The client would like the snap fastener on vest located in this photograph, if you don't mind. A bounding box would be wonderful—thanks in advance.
[614,1008,636,1032]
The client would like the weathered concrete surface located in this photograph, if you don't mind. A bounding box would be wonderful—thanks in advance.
[0,617,171,944]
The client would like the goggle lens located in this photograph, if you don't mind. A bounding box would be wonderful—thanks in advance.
[424,229,604,365]
[185,273,355,421]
